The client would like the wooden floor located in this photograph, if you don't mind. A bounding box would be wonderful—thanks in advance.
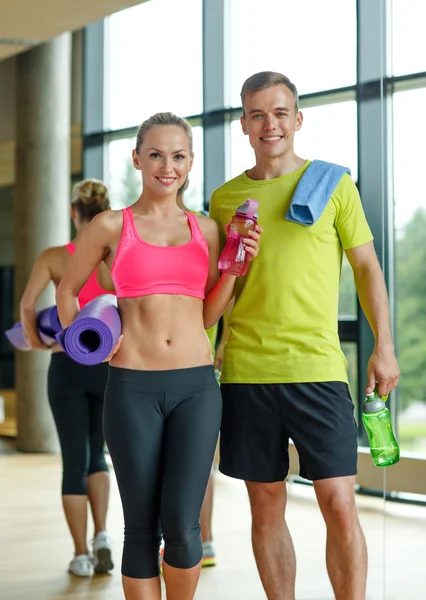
[0,446,425,599]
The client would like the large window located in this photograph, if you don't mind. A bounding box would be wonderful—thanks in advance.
[227,0,357,107]
[296,101,358,181]
[391,0,426,76]
[106,0,203,131]
[393,88,426,454]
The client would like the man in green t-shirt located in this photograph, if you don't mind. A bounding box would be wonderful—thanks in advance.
[209,71,400,600]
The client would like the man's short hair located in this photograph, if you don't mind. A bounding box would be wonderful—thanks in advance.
[240,71,299,114]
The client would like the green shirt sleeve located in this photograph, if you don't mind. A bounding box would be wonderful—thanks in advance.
[333,174,374,250]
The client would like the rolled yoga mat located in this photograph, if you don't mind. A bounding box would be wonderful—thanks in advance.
[5,306,62,351]
[55,294,121,366]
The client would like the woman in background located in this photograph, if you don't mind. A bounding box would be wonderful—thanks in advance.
[20,179,115,577]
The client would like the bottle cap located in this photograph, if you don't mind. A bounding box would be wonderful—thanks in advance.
[363,398,386,413]
[236,199,259,220]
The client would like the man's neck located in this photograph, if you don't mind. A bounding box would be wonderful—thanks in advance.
[246,153,306,181]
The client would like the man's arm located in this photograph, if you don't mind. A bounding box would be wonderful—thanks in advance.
[345,240,400,397]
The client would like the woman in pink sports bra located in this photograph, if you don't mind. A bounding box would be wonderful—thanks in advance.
[56,112,261,600]
[20,179,115,578]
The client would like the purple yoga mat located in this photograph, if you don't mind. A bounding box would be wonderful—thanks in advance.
[55,294,121,366]
[5,306,61,351]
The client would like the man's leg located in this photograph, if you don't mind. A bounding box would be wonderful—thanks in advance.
[314,476,367,600]
[246,481,296,600]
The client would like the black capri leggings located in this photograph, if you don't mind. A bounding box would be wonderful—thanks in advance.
[48,352,109,495]
[103,365,222,579]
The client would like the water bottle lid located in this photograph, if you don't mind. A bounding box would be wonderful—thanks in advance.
[236,199,259,220]
[363,398,386,413]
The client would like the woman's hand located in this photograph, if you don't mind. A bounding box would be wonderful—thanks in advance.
[243,224,262,260]
[23,328,50,351]
[102,335,124,363]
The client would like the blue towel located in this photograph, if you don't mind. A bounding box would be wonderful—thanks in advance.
[285,160,351,226]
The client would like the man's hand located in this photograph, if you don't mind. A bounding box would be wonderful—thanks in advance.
[214,345,224,371]
[366,345,400,397]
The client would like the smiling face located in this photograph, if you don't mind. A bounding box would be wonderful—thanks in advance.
[132,124,193,197]
[241,84,303,161]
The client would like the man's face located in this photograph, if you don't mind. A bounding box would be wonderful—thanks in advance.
[241,84,303,160]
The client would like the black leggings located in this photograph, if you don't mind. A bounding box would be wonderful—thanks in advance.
[48,352,109,495]
[103,365,222,578]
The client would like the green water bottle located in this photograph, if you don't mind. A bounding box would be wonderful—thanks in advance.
[362,390,400,467]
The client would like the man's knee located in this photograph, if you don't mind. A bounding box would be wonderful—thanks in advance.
[315,477,359,534]
[246,481,287,529]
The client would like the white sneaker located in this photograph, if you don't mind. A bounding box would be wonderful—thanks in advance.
[92,531,114,573]
[68,554,94,577]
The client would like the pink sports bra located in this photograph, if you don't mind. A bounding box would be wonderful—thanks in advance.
[111,207,209,300]
[65,243,115,308]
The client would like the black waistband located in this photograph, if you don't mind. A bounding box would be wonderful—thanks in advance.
[107,364,216,392]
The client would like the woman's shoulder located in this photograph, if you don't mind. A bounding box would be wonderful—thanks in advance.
[39,245,69,264]
[89,208,125,234]
[191,212,218,233]
[191,212,219,245]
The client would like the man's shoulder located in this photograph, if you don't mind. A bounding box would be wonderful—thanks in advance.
[332,172,360,205]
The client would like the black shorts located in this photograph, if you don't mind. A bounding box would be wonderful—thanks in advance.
[219,382,358,483]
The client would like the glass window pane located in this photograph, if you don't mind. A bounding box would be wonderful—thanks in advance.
[339,255,357,319]
[296,101,358,181]
[106,0,203,131]
[393,88,426,455]
[107,127,204,212]
[227,0,357,107]
[229,118,255,179]
[107,137,139,210]
[391,0,426,76]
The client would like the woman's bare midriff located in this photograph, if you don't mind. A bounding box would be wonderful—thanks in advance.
[109,294,213,371]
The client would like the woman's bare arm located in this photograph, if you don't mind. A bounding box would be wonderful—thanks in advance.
[199,216,260,329]
[56,211,119,328]
[20,248,58,349]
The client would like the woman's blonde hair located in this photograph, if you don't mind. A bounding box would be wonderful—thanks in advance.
[71,178,110,222]
[135,112,193,154]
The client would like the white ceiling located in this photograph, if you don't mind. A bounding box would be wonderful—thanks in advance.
[0,0,148,60]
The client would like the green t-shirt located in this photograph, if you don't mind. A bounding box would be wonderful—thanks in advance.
[209,161,373,384]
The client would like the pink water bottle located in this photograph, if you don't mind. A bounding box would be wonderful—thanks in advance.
[218,199,259,276]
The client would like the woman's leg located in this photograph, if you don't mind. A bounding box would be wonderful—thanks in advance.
[103,368,166,600]
[86,364,113,572]
[86,471,110,535]
[161,373,222,600]
[48,355,91,560]
[86,364,110,534]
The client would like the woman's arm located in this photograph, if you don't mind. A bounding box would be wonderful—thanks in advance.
[56,211,117,328]
[20,249,57,349]
[200,217,261,329]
